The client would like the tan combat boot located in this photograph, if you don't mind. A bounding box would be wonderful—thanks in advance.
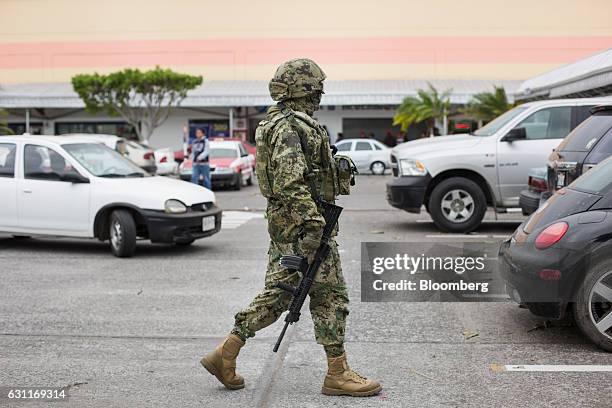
[201,334,245,390]
[322,353,382,397]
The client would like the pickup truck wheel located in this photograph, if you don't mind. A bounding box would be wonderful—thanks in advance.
[573,259,612,352]
[428,177,487,233]
[109,209,137,257]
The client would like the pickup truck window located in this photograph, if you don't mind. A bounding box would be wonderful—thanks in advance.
[472,106,527,136]
[510,106,571,140]
[0,143,16,178]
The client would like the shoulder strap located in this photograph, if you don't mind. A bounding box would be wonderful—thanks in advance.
[278,104,320,202]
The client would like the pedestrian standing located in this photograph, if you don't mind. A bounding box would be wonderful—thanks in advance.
[190,128,211,189]
[383,130,397,147]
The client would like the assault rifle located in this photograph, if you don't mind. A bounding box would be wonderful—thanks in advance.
[272,200,343,352]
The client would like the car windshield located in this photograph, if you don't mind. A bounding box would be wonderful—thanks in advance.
[210,148,237,158]
[472,106,528,136]
[569,156,612,194]
[63,143,148,177]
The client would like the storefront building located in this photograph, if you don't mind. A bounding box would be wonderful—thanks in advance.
[1,0,611,147]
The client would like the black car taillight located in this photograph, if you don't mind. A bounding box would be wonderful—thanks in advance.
[535,222,569,250]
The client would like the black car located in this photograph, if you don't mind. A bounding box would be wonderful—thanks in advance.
[499,156,612,351]
[547,105,612,192]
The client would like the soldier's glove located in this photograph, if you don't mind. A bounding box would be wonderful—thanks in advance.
[298,228,323,264]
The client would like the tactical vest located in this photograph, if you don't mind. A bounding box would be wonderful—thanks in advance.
[255,108,356,202]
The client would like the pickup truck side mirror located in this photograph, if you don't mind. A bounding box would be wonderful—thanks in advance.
[502,127,527,142]
[60,171,90,184]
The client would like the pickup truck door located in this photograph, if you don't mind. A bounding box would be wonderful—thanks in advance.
[496,106,571,206]
[0,142,18,229]
[17,143,91,235]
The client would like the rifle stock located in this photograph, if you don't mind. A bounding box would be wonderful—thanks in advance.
[273,201,343,352]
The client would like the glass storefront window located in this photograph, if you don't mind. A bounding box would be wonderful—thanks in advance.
[55,122,138,140]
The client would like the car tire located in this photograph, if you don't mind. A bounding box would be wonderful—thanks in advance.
[247,171,254,186]
[370,161,386,175]
[12,235,31,240]
[109,209,137,258]
[428,177,487,233]
[573,258,612,352]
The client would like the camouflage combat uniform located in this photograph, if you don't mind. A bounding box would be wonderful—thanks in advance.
[202,59,381,396]
[231,102,350,351]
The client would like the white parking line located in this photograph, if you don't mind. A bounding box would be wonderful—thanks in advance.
[425,234,490,239]
[491,364,612,372]
[222,211,264,230]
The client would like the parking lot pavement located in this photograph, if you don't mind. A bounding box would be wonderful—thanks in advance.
[1,175,611,407]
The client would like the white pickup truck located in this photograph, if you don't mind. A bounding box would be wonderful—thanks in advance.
[386,97,612,233]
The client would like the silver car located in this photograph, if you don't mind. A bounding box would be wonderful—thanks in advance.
[334,138,391,175]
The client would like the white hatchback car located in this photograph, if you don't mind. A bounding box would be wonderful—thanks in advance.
[0,135,221,257]
[334,138,391,175]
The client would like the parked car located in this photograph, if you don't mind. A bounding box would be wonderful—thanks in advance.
[547,105,612,193]
[175,138,256,164]
[0,135,221,257]
[334,138,390,175]
[499,156,612,352]
[154,148,179,175]
[387,97,612,233]
[123,140,158,174]
[214,137,257,161]
[519,167,548,215]
[179,140,254,190]
[65,134,157,174]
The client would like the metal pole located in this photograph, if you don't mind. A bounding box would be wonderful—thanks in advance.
[229,107,234,138]
[25,109,30,134]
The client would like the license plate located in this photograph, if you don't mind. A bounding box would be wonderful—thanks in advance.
[556,172,565,189]
[202,216,215,231]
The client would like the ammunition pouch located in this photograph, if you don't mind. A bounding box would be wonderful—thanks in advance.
[334,155,357,195]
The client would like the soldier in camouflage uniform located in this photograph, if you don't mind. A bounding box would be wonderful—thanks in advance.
[201,58,382,397]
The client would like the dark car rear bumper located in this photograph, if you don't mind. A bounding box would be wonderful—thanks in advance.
[141,205,222,244]
[498,238,583,319]
[386,175,431,213]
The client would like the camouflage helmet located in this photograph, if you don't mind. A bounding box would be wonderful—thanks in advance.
[269,58,326,101]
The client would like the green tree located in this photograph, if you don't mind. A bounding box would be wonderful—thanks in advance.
[0,108,12,135]
[463,86,512,124]
[393,83,451,137]
[72,67,202,142]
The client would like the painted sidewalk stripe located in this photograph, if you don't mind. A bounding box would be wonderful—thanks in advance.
[221,211,264,230]
[491,364,612,372]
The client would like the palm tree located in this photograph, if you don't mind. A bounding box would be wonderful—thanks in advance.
[393,83,452,137]
[463,86,512,125]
